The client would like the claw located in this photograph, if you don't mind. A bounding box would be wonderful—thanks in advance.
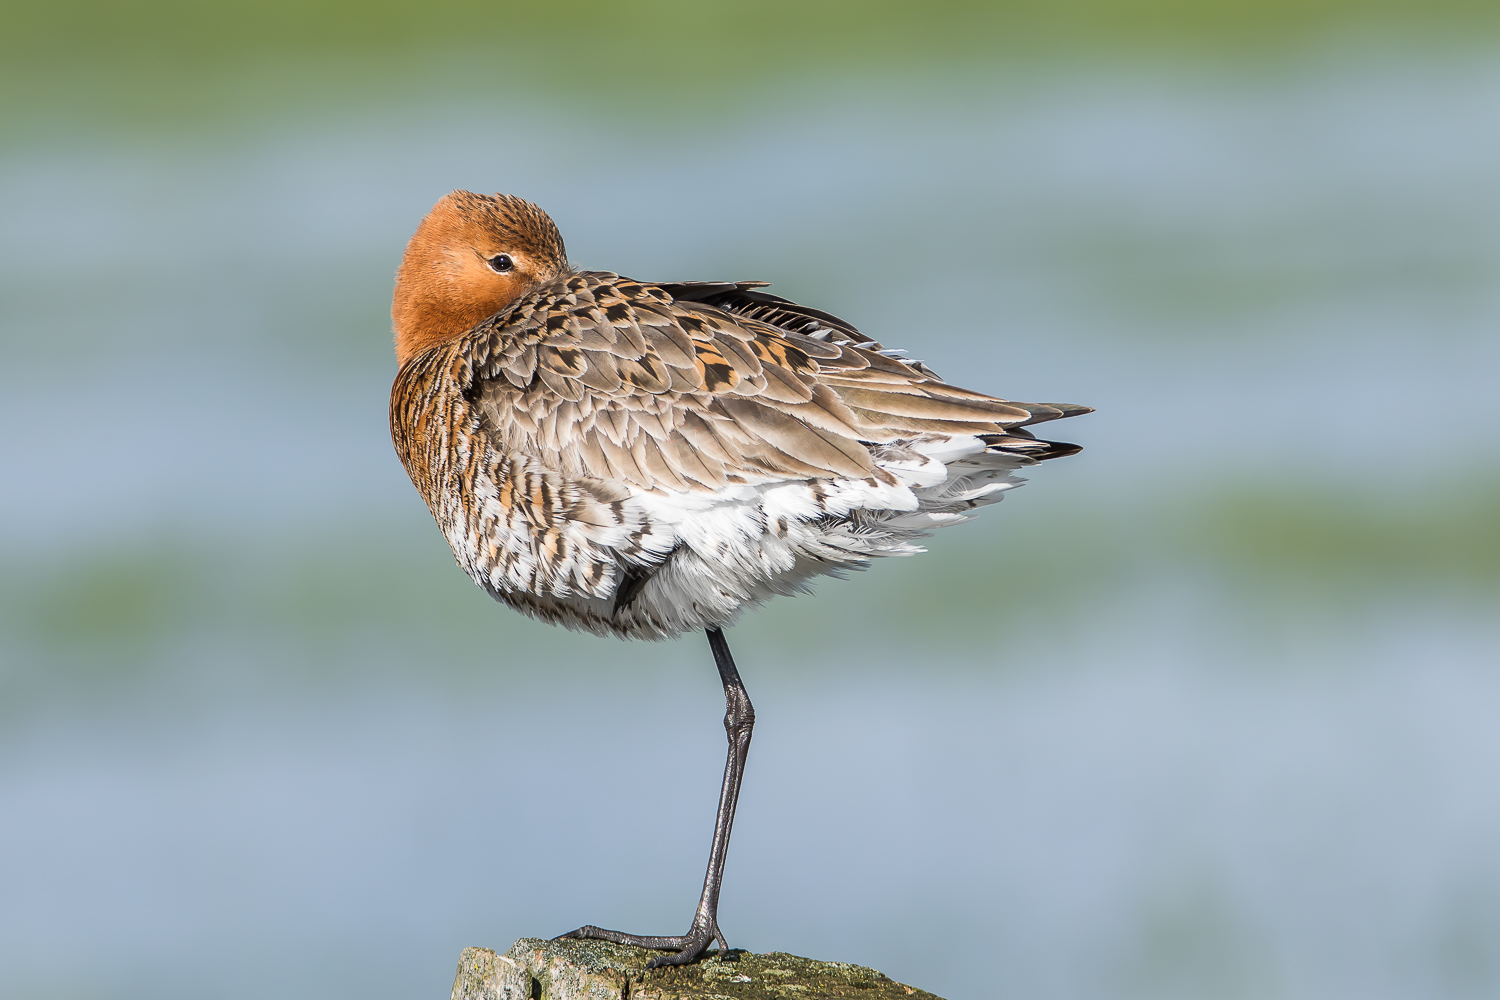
[643,927,718,969]
[554,926,689,951]
[557,923,723,969]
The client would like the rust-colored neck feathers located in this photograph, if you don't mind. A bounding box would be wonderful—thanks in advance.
[392,190,570,368]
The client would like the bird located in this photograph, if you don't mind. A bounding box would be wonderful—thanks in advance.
[389,190,1090,968]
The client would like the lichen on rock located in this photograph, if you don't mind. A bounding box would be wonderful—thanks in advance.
[450,937,945,1000]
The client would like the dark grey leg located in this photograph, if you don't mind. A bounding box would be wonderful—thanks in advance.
[557,627,755,967]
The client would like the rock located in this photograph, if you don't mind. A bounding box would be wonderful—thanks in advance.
[450,937,946,1000]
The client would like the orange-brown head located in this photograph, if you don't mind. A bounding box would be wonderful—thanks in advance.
[392,190,570,368]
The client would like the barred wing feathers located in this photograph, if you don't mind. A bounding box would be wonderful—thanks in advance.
[463,271,1080,494]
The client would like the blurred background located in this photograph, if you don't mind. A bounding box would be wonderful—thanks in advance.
[2,2,1499,998]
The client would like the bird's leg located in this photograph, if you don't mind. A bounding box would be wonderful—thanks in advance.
[557,627,754,968]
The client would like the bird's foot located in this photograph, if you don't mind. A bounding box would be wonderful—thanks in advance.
[555,920,729,968]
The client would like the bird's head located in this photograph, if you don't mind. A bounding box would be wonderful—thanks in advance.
[392,190,570,368]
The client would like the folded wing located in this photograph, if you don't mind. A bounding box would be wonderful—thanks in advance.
[462,271,1085,493]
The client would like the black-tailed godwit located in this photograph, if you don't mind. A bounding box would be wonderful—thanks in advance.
[389,191,1089,967]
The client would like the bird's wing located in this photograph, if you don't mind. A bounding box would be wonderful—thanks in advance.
[658,281,948,381]
[461,271,1081,493]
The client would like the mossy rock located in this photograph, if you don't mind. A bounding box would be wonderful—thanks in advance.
[451,938,945,1000]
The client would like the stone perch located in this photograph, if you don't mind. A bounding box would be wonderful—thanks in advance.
[451,938,946,1000]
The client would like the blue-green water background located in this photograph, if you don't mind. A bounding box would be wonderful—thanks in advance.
[3,4,1500,998]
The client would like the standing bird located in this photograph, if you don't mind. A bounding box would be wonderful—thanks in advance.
[390,191,1089,968]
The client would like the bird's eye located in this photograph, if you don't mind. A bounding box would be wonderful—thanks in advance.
[486,254,515,274]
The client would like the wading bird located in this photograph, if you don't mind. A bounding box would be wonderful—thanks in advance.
[389,191,1089,967]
